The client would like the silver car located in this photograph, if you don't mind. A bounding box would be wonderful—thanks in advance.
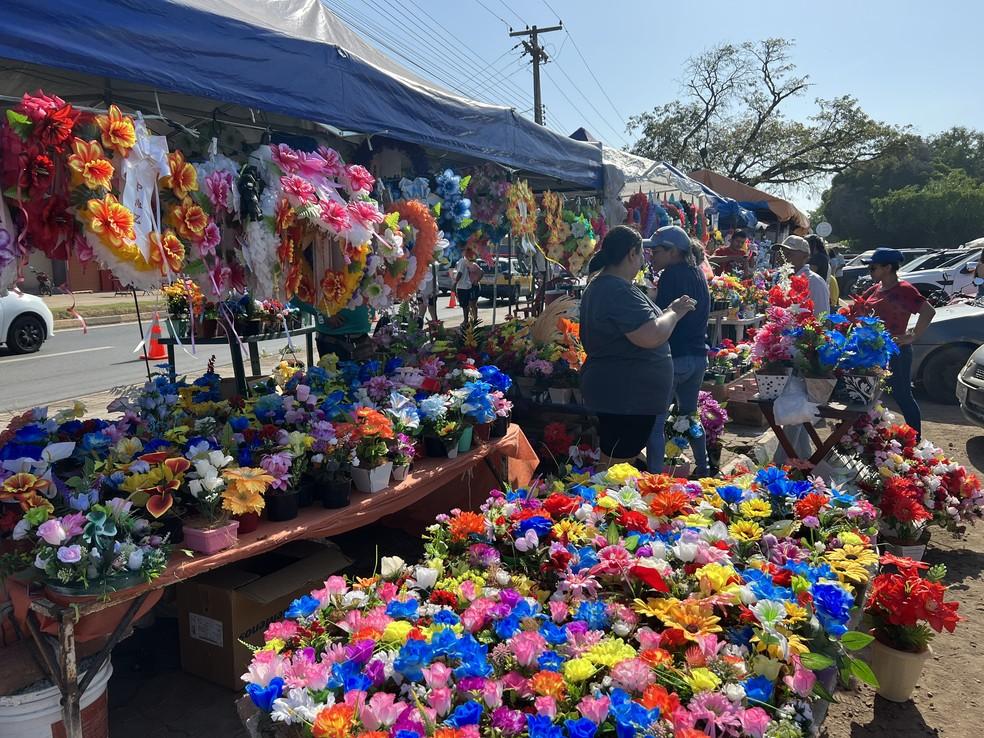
[912,300,984,405]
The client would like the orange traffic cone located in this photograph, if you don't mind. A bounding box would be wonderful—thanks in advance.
[448,290,457,309]
[143,311,167,360]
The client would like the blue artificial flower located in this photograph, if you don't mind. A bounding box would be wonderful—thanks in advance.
[394,639,435,682]
[446,700,483,727]
[229,416,250,433]
[358,360,381,382]
[572,545,599,572]
[284,595,320,619]
[495,615,521,639]
[517,516,553,539]
[13,425,48,444]
[526,714,564,738]
[742,568,792,601]
[395,732,422,738]
[537,651,564,671]
[419,395,448,421]
[565,717,599,738]
[0,443,43,461]
[253,394,285,423]
[320,390,349,420]
[478,364,512,393]
[744,675,775,704]
[57,420,84,438]
[246,677,284,711]
[610,689,659,738]
[574,601,609,630]
[429,627,460,657]
[540,622,568,645]
[827,313,849,325]
[717,485,745,504]
[433,609,459,626]
[570,484,596,504]
[386,598,420,619]
[328,660,371,692]
[385,356,404,375]
[784,560,837,585]
[449,635,491,678]
[812,582,854,637]
[80,431,111,455]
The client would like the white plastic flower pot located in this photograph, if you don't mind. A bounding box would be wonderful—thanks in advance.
[754,371,790,400]
[0,660,112,738]
[868,640,932,702]
[803,376,838,404]
[352,461,393,494]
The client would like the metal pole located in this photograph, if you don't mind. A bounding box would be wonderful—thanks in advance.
[510,24,562,126]
[491,251,499,327]
[132,288,152,382]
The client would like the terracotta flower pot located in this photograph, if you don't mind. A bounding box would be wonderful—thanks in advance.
[868,639,932,702]
[183,519,239,554]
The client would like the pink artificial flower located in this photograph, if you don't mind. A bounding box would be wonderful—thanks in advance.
[73,233,94,264]
[18,90,66,122]
[509,630,546,667]
[197,221,221,256]
[422,662,452,689]
[500,671,531,698]
[363,692,405,730]
[319,199,351,234]
[458,579,478,601]
[324,575,348,596]
[347,199,384,226]
[264,620,300,641]
[784,656,817,697]
[204,171,234,212]
[591,544,633,576]
[549,600,568,623]
[741,706,772,738]
[271,144,302,174]
[37,519,67,546]
[208,263,231,295]
[343,164,375,194]
[296,150,329,180]
[241,649,286,687]
[429,687,453,716]
[317,146,344,177]
[343,689,367,713]
[636,627,662,651]
[577,695,610,725]
[534,696,557,718]
[280,174,316,205]
[61,512,86,538]
[481,680,503,709]
[378,581,398,602]
[610,658,655,693]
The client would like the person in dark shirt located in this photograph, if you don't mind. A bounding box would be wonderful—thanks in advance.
[643,225,711,476]
[807,234,830,280]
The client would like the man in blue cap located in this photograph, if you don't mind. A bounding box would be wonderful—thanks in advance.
[857,247,936,436]
[643,225,711,475]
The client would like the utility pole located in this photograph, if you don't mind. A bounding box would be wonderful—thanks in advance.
[509,24,562,125]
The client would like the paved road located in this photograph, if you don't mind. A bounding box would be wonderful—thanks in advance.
[0,298,514,414]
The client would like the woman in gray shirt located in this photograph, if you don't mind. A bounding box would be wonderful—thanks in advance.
[579,226,696,467]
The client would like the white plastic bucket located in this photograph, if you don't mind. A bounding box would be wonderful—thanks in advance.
[0,660,112,738]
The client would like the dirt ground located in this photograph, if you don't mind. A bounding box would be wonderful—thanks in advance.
[821,397,984,738]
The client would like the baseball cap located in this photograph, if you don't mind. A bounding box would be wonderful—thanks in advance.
[781,235,810,254]
[643,225,691,252]
[861,247,905,265]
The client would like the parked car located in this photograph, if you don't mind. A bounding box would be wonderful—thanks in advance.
[851,248,965,295]
[477,258,533,301]
[0,291,55,353]
[957,342,984,426]
[892,249,981,306]
[842,247,933,295]
[911,299,984,404]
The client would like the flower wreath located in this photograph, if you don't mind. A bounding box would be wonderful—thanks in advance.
[505,179,537,243]
[384,199,440,300]
[562,212,597,276]
[539,190,564,249]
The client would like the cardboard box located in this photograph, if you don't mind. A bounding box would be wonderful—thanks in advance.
[177,540,351,689]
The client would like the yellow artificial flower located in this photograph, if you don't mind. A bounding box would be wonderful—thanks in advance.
[840,531,863,546]
[633,597,672,619]
[658,600,723,640]
[605,463,641,486]
[67,139,115,190]
[381,620,414,644]
[739,499,772,519]
[596,494,619,511]
[223,467,276,496]
[553,519,589,544]
[562,657,597,683]
[684,668,721,693]
[586,639,636,667]
[222,486,265,516]
[96,105,136,157]
[697,563,740,596]
[783,602,809,624]
[825,544,879,585]
[729,520,764,543]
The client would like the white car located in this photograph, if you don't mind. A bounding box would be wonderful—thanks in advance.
[0,291,55,353]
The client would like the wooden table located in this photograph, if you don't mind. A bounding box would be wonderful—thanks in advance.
[160,320,317,395]
[753,397,865,470]
[10,425,538,738]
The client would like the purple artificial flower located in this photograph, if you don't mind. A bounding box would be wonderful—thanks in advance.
[56,544,83,564]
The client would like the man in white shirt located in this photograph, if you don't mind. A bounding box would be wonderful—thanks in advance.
[781,235,830,315]
[452,250,482,327]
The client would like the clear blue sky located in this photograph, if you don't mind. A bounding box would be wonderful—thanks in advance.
[325,0,983,207]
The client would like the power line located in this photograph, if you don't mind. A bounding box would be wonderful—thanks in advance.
[542,64,628,145]
[498,0,527,26]
[473,0,511,28]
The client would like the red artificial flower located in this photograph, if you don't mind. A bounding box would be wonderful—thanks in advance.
[542,493,580,518]
[629,565,670,593]
[618,509,653,534]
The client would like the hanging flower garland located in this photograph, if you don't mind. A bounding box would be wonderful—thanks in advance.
[383,199,441,301]
[539,190,564,250]
[505,179,537,244]
[561,211,598,276]
[320,242,369,316]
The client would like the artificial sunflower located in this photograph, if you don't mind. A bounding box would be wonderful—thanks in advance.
[825,543,880,584]
[729,519,764,543]
[739,498,772,519]
[657,599,723,640]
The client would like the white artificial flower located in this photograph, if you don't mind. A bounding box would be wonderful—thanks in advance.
[412,565,438,589]
[380,555,406,580]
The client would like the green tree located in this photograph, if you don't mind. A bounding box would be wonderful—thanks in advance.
[871,170,984,247]
[627,39,898,188]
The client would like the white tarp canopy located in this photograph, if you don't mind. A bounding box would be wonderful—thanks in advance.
[603,147,708,198]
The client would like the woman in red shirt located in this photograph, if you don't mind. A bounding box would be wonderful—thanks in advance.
[860,248,936,436]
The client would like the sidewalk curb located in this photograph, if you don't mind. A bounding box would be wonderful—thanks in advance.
[53,314,139,330]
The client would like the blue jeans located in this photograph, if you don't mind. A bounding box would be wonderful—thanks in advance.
[647,354,709,475]
[887,344,921,437]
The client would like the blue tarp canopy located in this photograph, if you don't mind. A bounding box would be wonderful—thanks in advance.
[0,0,603,188]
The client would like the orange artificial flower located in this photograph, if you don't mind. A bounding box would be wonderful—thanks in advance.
[530,670,566,700]
[275,196,295,232]
[794,492,829,520]
[448,511,486,541]
[658,600,722,641]
[162,150,198,200]
[96,105,136,157]
[1,473,53,511]
[639,647,673,668]
[311,704,354,738]
[649,489,693,518]
[354,407,394,439]
[171,198,208,241]
[640,683,681,715]
[67,139,114,190]
[150,230,186,273]
[84,195,135,249]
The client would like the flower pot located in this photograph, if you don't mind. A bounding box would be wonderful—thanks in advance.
[570,388,583,405]
[803,376,838,405]
[265,491,300,522]
[515,376,537,398]
[884,541,928,561]
[45,571,145,599]
[297,478,315,508]
[754,371,791,400]
[392,464,410,482]
[352,461,393,494]
[234,511,261,534]
[474,423,492,443]
[322,477,352,509]
[200,317,218,339]
[833,373,881,407]
[868,639,932,702]
[0,659,112,738]
[446,443,459,459]
[548,387,570,404]
[457,425,474,453]
[183,519,239,554]
[491,415,510,438]
[424,435,451,458]
[666,461,692,479]
[169,317,189,339]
